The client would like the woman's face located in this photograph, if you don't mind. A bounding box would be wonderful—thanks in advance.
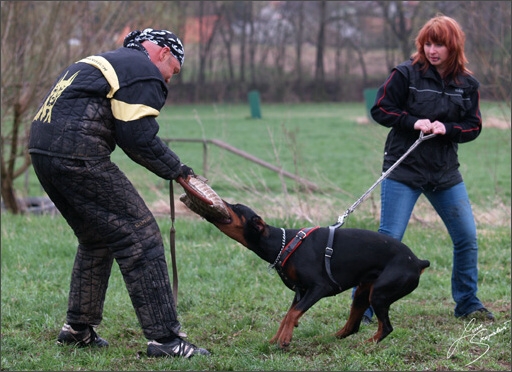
[424,41,449,72]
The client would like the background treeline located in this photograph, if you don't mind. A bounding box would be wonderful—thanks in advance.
[1,1,510,213]
[2,1,510,104]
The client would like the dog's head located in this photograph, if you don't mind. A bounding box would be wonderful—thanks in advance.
[207,201,269,248]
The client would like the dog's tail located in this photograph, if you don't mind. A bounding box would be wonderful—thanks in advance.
[419,259,430,274]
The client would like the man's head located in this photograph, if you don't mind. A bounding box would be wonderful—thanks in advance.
[124,28,184,65]
[124,28,184,83]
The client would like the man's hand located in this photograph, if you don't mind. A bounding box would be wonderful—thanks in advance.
[179,164,195,179]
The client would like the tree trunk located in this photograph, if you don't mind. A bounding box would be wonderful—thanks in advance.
[1,163,21,214]
[294,1,304,97]
[314,1,327,100]
[314,0,326,83]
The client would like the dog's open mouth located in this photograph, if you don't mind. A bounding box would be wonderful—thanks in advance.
[209,214,233,225]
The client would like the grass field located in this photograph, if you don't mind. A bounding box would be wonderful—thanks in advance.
[2,102,510,371]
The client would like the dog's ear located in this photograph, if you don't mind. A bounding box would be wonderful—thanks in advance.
[243,215,264,241]
[249,216,271,238]
[251,215,266,233]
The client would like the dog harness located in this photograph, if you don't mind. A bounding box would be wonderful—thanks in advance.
[270,227,319,270]
[269,226,341,289]
[269,227,318,296]
[269,226,345,290]
[325,225,342,289]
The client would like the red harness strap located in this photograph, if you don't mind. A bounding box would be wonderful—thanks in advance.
[279,227,320,268]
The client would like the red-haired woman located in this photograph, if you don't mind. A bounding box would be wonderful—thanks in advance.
[362,15,494,322]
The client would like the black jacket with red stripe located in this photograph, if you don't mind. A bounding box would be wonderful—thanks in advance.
[29,47,182,180]
[371,60,482,190]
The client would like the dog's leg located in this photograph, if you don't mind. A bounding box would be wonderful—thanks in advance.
[366,264,421,343]
[365,290,394,343]
[270,306,304,349]
[270,295,299,346]
[335,283,371,339]
[365,305,392,343]
[270,291,307,349]
[271,287,327,349]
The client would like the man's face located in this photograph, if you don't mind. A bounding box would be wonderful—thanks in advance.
[158,47,181,83]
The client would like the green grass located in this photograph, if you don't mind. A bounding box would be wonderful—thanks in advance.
[20,101,510,222]
[3,102,511,370]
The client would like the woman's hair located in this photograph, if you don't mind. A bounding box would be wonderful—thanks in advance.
[411,14,471,78]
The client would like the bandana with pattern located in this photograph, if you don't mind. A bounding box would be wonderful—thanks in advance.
[123,28,185,66]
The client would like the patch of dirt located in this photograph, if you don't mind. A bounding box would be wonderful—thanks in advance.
[152,198,204,220]
[151,193,511,229]
[484,116,511,129]
[408,199,511,229]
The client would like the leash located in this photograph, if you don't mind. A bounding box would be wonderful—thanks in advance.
[169,180,179,306]
[168,175,214,307]
[333,132,436,228]
[324,132,436,288]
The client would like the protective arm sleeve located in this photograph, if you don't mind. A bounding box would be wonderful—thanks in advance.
[115,116,182,180]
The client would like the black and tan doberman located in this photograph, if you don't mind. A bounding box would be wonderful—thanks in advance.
[197,201,430,349]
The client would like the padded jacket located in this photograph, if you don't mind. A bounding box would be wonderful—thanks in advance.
[371,60,482,190]
[29,47,182,180]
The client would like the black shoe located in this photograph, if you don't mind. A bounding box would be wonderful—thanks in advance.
[147,337,210,358]
[463,307,496,322]
[57,323,109,347]
[362,315,373,325]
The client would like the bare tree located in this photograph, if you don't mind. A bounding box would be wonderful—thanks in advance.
[377,1,424,62]
[314,0,327,86]
[0,1,168,214]
[461,1,511,104]
[194,1,222,99]
[289,1,305,95]
[217,2,237,83]
[1,1,75,214]
[328,2,371,88]
[2,1,509,213]
[246,2,258,87]
[166,0,189,85]
[253,1,294,100]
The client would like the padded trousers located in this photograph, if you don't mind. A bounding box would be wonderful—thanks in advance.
[31,154,181,340]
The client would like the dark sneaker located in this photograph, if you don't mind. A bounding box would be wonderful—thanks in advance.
[57,323,109,347]
[463,307,496,322]
[147,337,210,358]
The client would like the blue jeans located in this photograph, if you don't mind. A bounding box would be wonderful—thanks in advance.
[354,178,484,318]
[379,178,484,317]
